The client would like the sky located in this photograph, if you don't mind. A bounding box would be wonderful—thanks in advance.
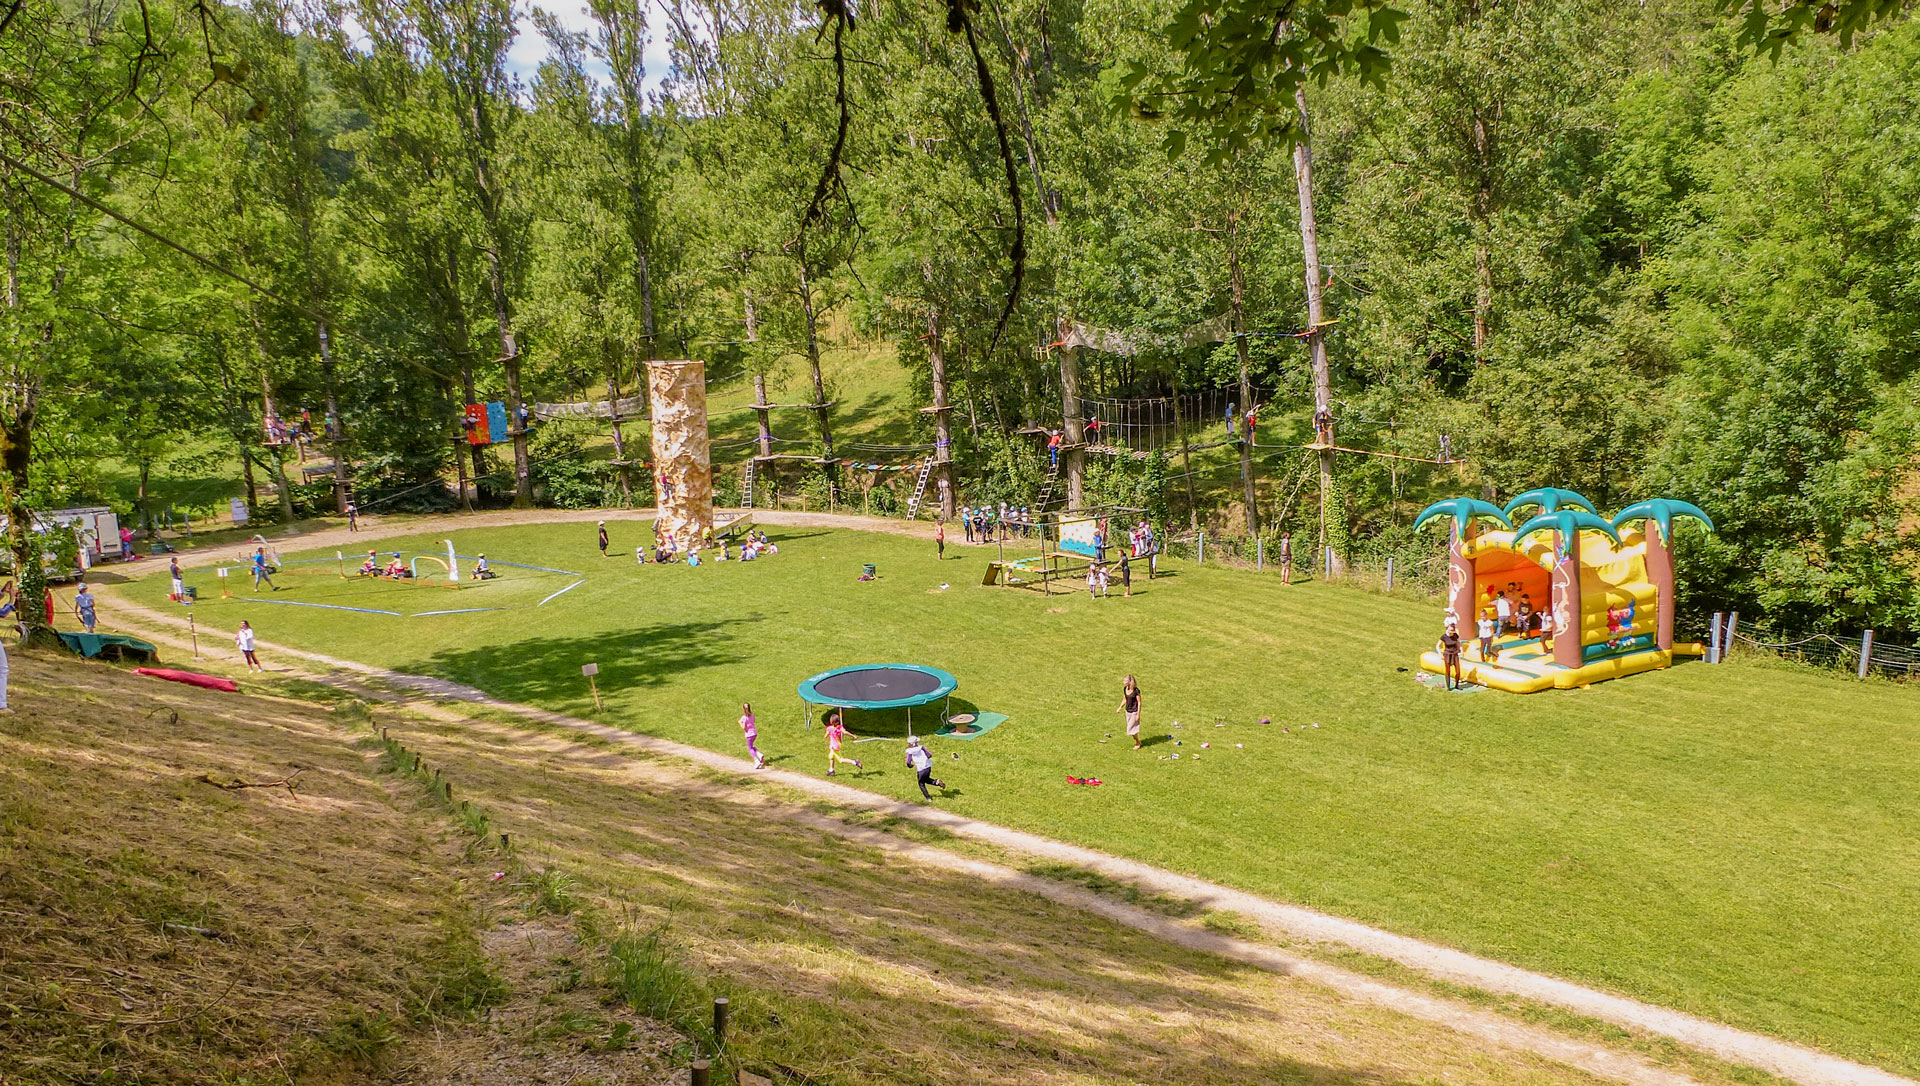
[502,0,677,92]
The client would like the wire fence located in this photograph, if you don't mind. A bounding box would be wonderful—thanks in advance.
[1728,628,1920,681]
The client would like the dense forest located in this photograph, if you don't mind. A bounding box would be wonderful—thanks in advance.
[3,0,1916,636]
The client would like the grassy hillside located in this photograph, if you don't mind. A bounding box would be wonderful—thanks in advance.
[0,652,683,1084]
[110,521,1920,1077]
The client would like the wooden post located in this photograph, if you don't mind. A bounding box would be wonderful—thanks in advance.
[1858,630,1874,679]
[582,662,603,712]
[189,613,199,659]
[713,997,729,1049]
[1197,530,1205,565]
[1256,537,1263,571]
[1724,612,1739,660]
[1386,557,1395,592]
[689,1059,711,1086]
[499,832,511,850]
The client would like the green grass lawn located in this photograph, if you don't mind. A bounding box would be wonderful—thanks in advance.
[118,521,1920,1076]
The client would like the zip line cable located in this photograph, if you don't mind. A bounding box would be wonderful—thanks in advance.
[0,151,452,383]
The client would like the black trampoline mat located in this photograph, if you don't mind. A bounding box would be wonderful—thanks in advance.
[813,667,943,703]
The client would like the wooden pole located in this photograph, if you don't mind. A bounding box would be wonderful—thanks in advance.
[713,997,730,1049]
[189,613,199,659]
[1294,86,1336,563]
[1725,611,1740,660]
[689,1059,711,1086]
[753,375,773,459]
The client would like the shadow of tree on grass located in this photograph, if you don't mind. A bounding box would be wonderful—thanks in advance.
[418,616,762,704]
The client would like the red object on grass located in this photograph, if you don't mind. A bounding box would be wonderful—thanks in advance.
[134,668,239,693]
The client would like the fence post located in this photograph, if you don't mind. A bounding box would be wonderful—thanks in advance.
[690,1059,711,1086]
[1198,531,1204,565]
[1858,630,1874,679]
[1324,547,1333,581]
[1724,611,1739,661]
[1386,557,1394,592]
[1256,538,1263,571]
[1708,613,1722,663]
[713,997,730,1050]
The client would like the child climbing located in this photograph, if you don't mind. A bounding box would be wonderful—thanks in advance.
[905,735,945,799]
[740,702,765,769]
[824,711,862,775]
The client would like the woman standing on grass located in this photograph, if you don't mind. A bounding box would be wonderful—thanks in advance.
[73,582,98,633]
[1118,675,1143,750]
[236,620,262,673]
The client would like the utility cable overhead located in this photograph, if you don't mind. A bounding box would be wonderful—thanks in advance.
[0,150,452,383]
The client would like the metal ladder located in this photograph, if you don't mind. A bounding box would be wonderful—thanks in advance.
[904,456,935,520]
[741,461,756,509]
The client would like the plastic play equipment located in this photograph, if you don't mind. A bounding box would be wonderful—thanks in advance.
[797,662,958,736]
[1414,489,1714,692]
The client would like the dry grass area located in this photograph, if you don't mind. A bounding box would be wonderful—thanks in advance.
[365,704,1669,1086]
[0,651,678,1086]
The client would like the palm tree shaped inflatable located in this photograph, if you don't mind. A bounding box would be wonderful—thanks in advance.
[1611,499,1715,654]
[1413,499,1512,630]
[1413,491,1714,691]
[1512,510,1622,672]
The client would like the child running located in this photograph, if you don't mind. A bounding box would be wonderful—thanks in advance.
[739,702,765,768]
[236,620,262,672]
[824,710,862,775]
[904,735,945,799]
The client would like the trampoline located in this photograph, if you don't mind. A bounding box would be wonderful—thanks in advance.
[797,663,958,736]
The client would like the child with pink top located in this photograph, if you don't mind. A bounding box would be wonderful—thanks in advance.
[824,711,863,776]
[739,702,765,768]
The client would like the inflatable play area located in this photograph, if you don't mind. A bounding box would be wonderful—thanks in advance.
[1414,489,1714,693]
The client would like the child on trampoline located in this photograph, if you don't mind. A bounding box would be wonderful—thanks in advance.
[739,702,765,768]
[824,710,863,775]
[905,735,945,799]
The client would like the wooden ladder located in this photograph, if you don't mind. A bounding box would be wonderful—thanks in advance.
[741,461,756,509]
[904,456,935,520]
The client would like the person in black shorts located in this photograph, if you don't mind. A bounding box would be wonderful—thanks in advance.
[1440,622,1464,690]
[1119,551,1132,597]
[598,521,610,558]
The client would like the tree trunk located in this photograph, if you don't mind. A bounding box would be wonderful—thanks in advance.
[927,306,956,520]
[1169,370,1200,529]
[795,259,836,463]
[606,353,633,505]
[1059,338,1085,510]
[259,371,296,525]
[317,319,349,513]
[1294,86,1335,563]
[1,392,48,641]
[1230,235,1260,537]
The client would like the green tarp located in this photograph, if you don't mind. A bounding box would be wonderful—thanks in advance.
[56,631,159,663]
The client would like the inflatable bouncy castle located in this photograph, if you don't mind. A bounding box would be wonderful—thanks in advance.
[1414,489,1714,693]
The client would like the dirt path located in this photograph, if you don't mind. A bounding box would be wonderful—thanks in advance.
[99,512,1916,1086]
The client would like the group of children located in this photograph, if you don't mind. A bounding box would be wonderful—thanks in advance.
[959,504,1034,544]
[1084,553,1136,598]
[738,702,948,799]
[601,521,781,568]
[356,550,414,580]
[1436,585,1559,690]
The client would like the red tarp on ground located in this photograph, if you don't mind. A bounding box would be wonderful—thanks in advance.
[133,668,239,693]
